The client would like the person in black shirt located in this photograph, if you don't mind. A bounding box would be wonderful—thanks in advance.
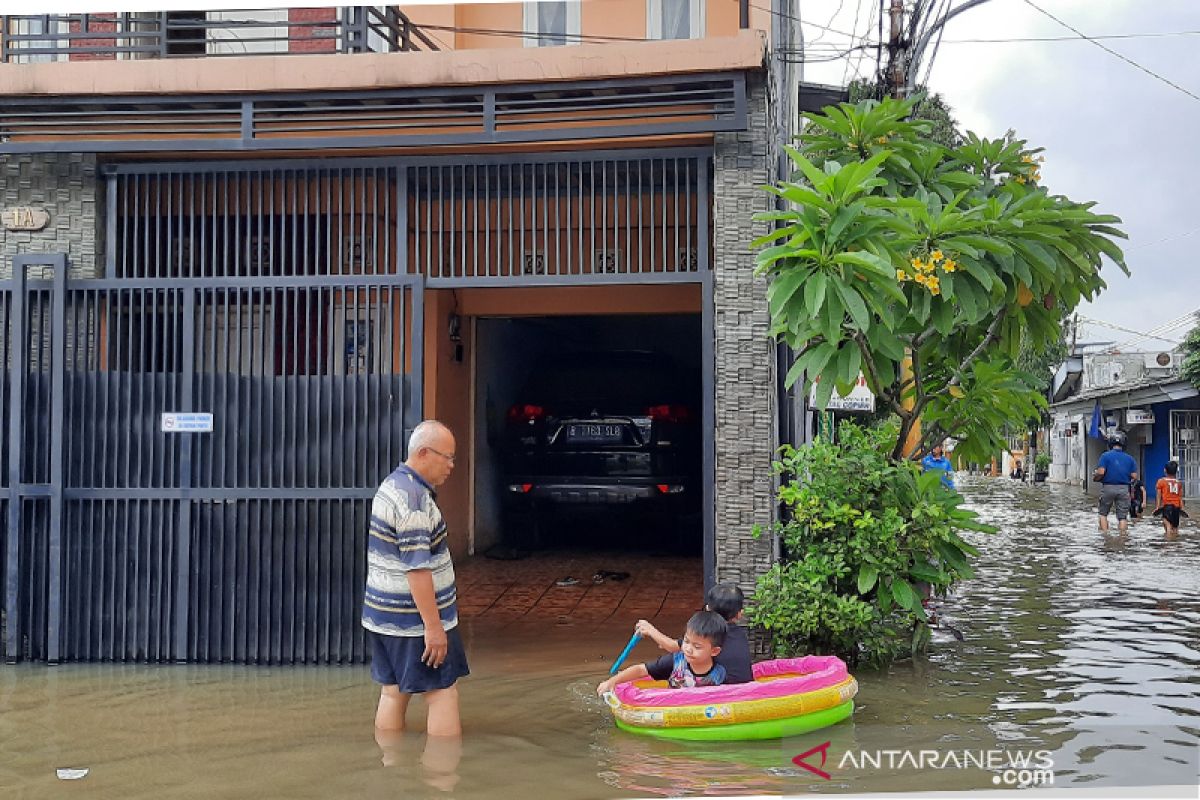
[1129,476,1146,520]
[633,583,754,684]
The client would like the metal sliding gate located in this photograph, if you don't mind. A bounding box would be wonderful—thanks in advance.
[2,150,710,663]
[3,228,422,663]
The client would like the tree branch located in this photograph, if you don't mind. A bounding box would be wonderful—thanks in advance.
[947,310,1008,388]
[854,332,907,417]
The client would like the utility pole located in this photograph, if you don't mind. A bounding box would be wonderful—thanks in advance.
[888,0,907,99]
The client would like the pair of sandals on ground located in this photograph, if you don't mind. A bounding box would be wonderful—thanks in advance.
[556,570,631,586]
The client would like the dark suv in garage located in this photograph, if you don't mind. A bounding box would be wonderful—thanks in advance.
[501,350,700,548]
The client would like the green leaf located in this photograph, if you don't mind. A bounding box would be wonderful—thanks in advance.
[767,268,810,318]
[876,580,893,613]
[834,250,896,279]
[814,369,837,409]
[890,578,918,611]
[804,271,829,318]
[858,564,879,594]
[834,283,872,331]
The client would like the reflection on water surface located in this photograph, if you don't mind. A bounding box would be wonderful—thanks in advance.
[1,478,1197,797]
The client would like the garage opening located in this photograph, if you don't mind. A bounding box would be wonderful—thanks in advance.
[472,313,702,557]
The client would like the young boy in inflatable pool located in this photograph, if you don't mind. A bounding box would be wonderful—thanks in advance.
[633,583,753,684]
[597,611,727,695]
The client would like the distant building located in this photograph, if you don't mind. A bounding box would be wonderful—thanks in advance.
[1048,349,1198,500]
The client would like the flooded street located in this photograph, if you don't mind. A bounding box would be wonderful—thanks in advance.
[1,478,1198,798]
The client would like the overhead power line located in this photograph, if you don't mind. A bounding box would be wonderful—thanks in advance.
[1123,225,1200,253]
[1022,0,1200,104]
[1076,315,1183,345]
[942,29,1200,44]
[748,2,867,41]
[1114,308,1200,350]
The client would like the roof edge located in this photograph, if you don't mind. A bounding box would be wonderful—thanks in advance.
[0,30,768,98]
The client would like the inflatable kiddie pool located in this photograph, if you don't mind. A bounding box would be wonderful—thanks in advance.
[604,655,856,741]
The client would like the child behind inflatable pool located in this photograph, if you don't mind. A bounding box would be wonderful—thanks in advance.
[597,611,727,695]
[633,583,754,684]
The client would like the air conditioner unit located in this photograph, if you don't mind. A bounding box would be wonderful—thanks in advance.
[1143,352,1182,370]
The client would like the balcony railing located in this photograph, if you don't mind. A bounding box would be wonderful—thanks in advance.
[1,7,438,63]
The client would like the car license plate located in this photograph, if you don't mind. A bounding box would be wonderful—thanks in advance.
[567,423,623,442]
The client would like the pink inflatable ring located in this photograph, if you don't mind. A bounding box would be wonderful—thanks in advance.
[612,655,849,708]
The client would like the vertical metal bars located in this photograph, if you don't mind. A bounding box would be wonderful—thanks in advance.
[407,154,706,281]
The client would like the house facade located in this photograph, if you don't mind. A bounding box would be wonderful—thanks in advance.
[1048,349,1199,501]
[0,3,840,663]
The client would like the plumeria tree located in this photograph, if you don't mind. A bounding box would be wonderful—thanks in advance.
[754,97,1129,462]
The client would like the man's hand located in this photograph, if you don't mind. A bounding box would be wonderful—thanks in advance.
[596,678,615,697]
[422,626,448,668]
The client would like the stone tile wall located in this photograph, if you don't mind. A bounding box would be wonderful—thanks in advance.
[712,75,779,611]
[0,153,103,279]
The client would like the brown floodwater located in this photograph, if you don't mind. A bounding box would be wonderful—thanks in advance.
[1,478,1198,798]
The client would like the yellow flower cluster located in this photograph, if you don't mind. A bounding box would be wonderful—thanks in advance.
[1014,154,1045,185]
[899,249,959,296]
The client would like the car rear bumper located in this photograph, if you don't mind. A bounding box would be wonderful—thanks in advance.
[504,478,689,506]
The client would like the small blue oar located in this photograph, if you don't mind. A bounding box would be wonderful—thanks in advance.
[609,632,641,675]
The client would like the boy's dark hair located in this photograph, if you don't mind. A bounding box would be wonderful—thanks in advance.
[1166,460,1179,476]
[705,583,745,622]
[685,611,727,647]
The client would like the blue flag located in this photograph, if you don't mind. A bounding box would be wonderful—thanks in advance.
[1088,400,1105,440]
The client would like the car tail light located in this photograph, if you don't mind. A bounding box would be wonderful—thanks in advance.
[508,483,534,493]
[507,403,546,423]
[647,404,691,423]
[656,484,684,494]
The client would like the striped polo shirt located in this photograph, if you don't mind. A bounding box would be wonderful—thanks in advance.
[362,464,458,637]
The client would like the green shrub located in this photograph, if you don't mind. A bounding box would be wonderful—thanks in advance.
[1034,452,1051,472]
[749,422,994,667]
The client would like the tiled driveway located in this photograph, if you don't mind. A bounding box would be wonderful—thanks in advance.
[455,550,703,625]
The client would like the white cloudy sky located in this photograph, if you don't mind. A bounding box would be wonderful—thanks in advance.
[797,0,1200,352]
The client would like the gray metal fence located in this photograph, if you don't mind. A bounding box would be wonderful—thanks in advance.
[3,150,709,663]
[3,254,422,664]
[0,8,437,63]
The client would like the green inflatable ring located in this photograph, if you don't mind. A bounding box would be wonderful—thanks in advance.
[613,700,854,742]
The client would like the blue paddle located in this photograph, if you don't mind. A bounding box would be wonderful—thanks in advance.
[609,632,641,675]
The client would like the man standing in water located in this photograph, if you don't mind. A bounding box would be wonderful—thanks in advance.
[363,420,468,736]
[921,443,955,489]
[1092,432,1138,534]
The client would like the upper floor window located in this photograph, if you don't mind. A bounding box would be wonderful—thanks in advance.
[523,1,581,47]
[647,0,705,40]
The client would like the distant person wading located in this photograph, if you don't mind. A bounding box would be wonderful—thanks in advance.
[1092,432,1139,534]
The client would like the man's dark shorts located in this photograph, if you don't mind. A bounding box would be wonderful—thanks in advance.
[1099,484,1130,520]
[369,627,470,693]
[1162,504,1182,528]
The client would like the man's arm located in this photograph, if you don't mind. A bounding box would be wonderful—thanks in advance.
[408,569,448,668]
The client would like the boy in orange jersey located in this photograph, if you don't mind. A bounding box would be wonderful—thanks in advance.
[1153,461,1186,536]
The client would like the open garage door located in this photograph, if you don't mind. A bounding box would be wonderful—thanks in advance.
[473,314,702,557]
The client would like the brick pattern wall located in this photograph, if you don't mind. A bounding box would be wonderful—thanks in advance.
[289,8,339,53]
[0,154,103,279]
[712,75,778,623]
[68,13,117,61]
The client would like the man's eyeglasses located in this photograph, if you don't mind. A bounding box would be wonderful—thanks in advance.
[427,447,456,464]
